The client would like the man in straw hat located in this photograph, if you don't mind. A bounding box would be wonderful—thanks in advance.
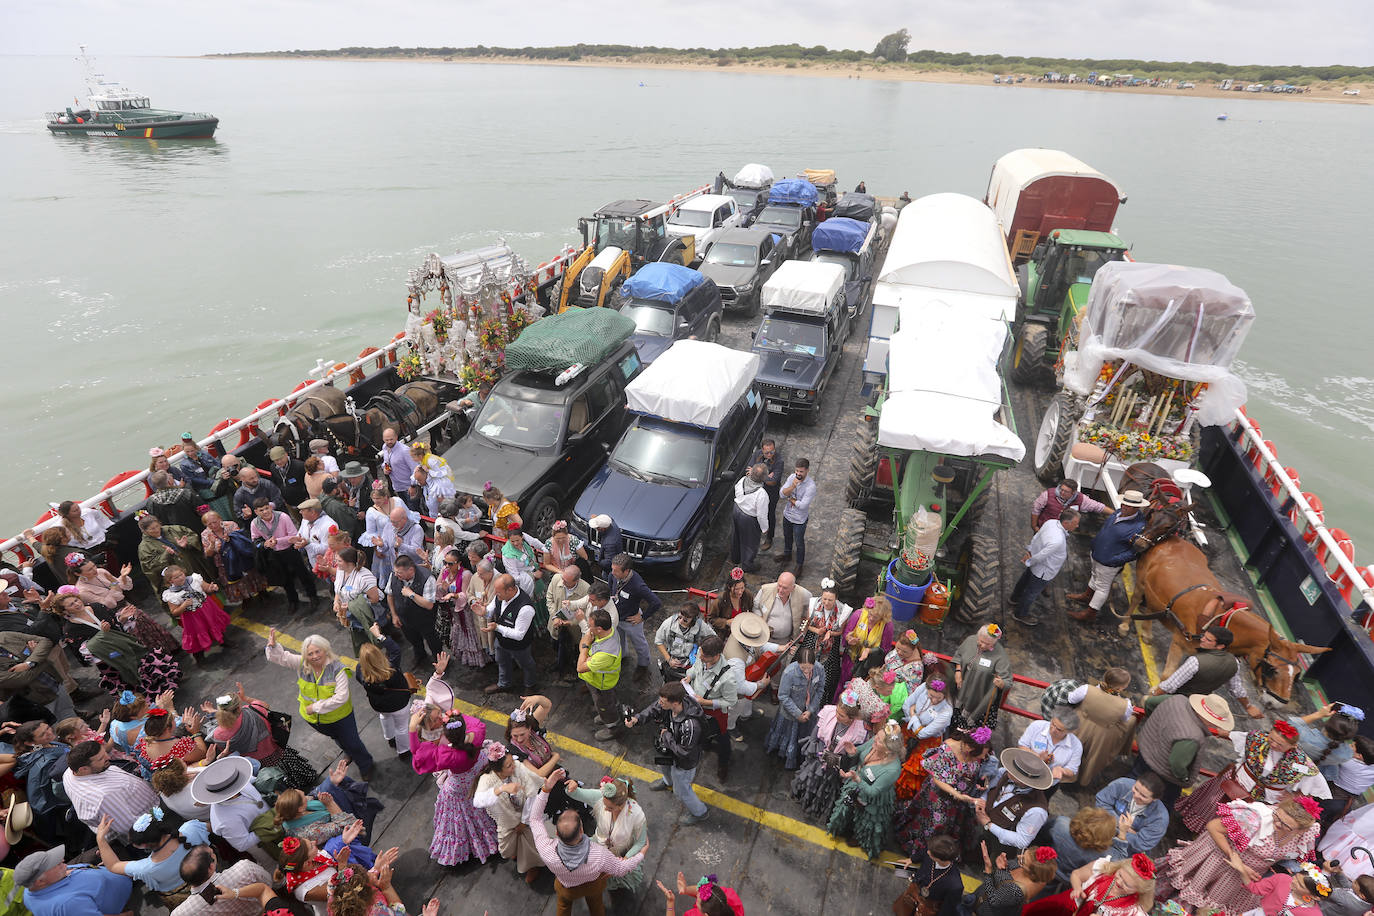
[722,613,773,741]
[973,747,1055,859]
[15,846,131,916]
[1132,692,1235,808]
[1067,489,1150,624]
[190,756,269,859]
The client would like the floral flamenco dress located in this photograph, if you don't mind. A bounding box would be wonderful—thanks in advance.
[409,714,499,866]
[893,740,981,859]
[161,573,231,654]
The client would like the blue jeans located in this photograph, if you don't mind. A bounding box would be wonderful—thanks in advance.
[495,643,537,689]
[1010,567,1052,618]
[659,763,707,817]
[782,518,808,566]
[309,712,374,775]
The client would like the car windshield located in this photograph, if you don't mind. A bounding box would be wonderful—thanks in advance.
[595,217,639,253]
[473,392,563,450]
[705,242,759,268]
[1066,246,1124,284]
[757,206,802,229]
[668,209,711,229]
[813,252,856,280]
[755,316,826,356]
[610,421,711,486]
[625,303,674,336]
[726,189,759,210]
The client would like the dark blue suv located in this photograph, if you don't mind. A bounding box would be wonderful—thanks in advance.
[570,340,766,580]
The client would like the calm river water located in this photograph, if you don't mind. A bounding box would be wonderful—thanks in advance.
[1,55,1369,548]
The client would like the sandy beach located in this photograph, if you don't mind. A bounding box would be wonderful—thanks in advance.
[211,53,1373,105]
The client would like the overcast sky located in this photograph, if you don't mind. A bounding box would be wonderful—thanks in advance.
[6,0,1371,66]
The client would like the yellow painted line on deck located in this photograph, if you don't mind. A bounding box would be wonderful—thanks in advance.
[1120,567,1161,688]
[229,615,923,872]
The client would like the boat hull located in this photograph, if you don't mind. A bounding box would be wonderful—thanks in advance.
[46,117,219,139]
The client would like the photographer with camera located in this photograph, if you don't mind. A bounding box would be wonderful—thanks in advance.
[625,682,709,826]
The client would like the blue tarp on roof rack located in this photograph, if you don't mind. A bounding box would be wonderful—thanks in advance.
[768,178,820,207]
[621,263,706,304]
[811,217,868,254]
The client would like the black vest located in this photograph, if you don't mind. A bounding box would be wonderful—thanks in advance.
[1177,648,1239,697]
[493,592,535,651]
[389,566,434,624]
[987,775,1047,835]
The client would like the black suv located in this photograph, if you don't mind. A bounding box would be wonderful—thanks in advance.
[723,186,769,227]
[441,342,644,538]
[697,227,783,316]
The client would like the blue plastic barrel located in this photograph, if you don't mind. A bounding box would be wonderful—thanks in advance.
[884,559,932,622]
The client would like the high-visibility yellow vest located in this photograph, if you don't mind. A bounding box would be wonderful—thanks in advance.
[298,660,352,724]
[578,627,622,691]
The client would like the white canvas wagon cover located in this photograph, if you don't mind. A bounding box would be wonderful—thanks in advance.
[878,300,1024,461]
[626,339,759,429]
[761,260,845,315]
[878,193,1019,298]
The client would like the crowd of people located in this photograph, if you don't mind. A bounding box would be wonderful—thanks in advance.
[1,432,1373,916]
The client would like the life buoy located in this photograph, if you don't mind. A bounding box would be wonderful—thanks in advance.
[1254,439,1277,475]
[288,380,314,406]
[1268,466,1300,499]
[1335,565,1374,609]
[209,418,250,450]
[101,469,153,499]
[1291,493,1325,546]
[389,334,404,364]
[1314,527,1354,575]
[358,346,382,371]
[254,397,285,421]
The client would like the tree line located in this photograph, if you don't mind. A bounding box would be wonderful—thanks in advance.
[213,36,1374,83]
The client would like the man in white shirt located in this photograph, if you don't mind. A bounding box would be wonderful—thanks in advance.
[483,574,539,694]
[776,458,817,576]
[1011,507,1080,628]
[729,465,770,573]
[293,499,333,568]
[190,757,269,857]
[308,438,340,475]
[62,741,159,835]
[1018,707,1084,797]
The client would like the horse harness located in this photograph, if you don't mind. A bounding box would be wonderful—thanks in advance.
[1141,585,1294,700]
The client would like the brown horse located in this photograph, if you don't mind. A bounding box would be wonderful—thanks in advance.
[1130,536,1331,707]
[304,379,459,462]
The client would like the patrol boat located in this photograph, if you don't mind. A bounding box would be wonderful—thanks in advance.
[45,47,219,139]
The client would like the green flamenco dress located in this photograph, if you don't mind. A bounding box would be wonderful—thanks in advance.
[827,736,901,859]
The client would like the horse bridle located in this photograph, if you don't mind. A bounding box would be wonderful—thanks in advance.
[1252,646,1296,703]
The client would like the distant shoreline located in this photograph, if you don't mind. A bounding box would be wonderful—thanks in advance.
[203,54,1372,105]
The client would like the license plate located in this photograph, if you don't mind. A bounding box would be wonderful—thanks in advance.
[766,402,786,414]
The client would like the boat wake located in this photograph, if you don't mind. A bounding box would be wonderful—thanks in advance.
[1239,363,1374,436]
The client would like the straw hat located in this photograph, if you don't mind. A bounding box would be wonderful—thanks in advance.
[998,748,1054,791]
[190,756,255,805]
[730,613,769,648]
[3,792,31,847]
[1188,693,1236,731]
[1120,489,1150,509]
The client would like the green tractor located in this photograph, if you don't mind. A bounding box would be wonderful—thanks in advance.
[1009,229,1129,386]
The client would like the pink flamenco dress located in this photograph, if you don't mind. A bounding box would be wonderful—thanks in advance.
[161,574,231,655]
[409,713,499,866]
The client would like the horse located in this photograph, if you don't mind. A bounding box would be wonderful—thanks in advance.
[1129,535,1330,707]
[302,379,461,464]
[270,386,348,458]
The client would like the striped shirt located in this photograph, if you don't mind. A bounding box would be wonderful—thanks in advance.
[63,765,159,833]
[530,791,644,887]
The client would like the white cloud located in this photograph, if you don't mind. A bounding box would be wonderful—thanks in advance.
[5,0,1370,66]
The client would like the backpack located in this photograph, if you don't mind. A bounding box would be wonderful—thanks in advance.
[249,808,285,863]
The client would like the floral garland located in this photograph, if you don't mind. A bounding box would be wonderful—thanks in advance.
[1079,422,1194,462]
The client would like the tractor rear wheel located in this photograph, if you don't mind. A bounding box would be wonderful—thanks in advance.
[1010,323,1050,386]
[952,512,1001,624]
[844,419,879,509]
[829,508,867,599]
[1033,391,1076,484]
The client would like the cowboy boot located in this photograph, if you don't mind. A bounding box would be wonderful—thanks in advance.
[1065,590,1093,603]
[1066,606,1097,623]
